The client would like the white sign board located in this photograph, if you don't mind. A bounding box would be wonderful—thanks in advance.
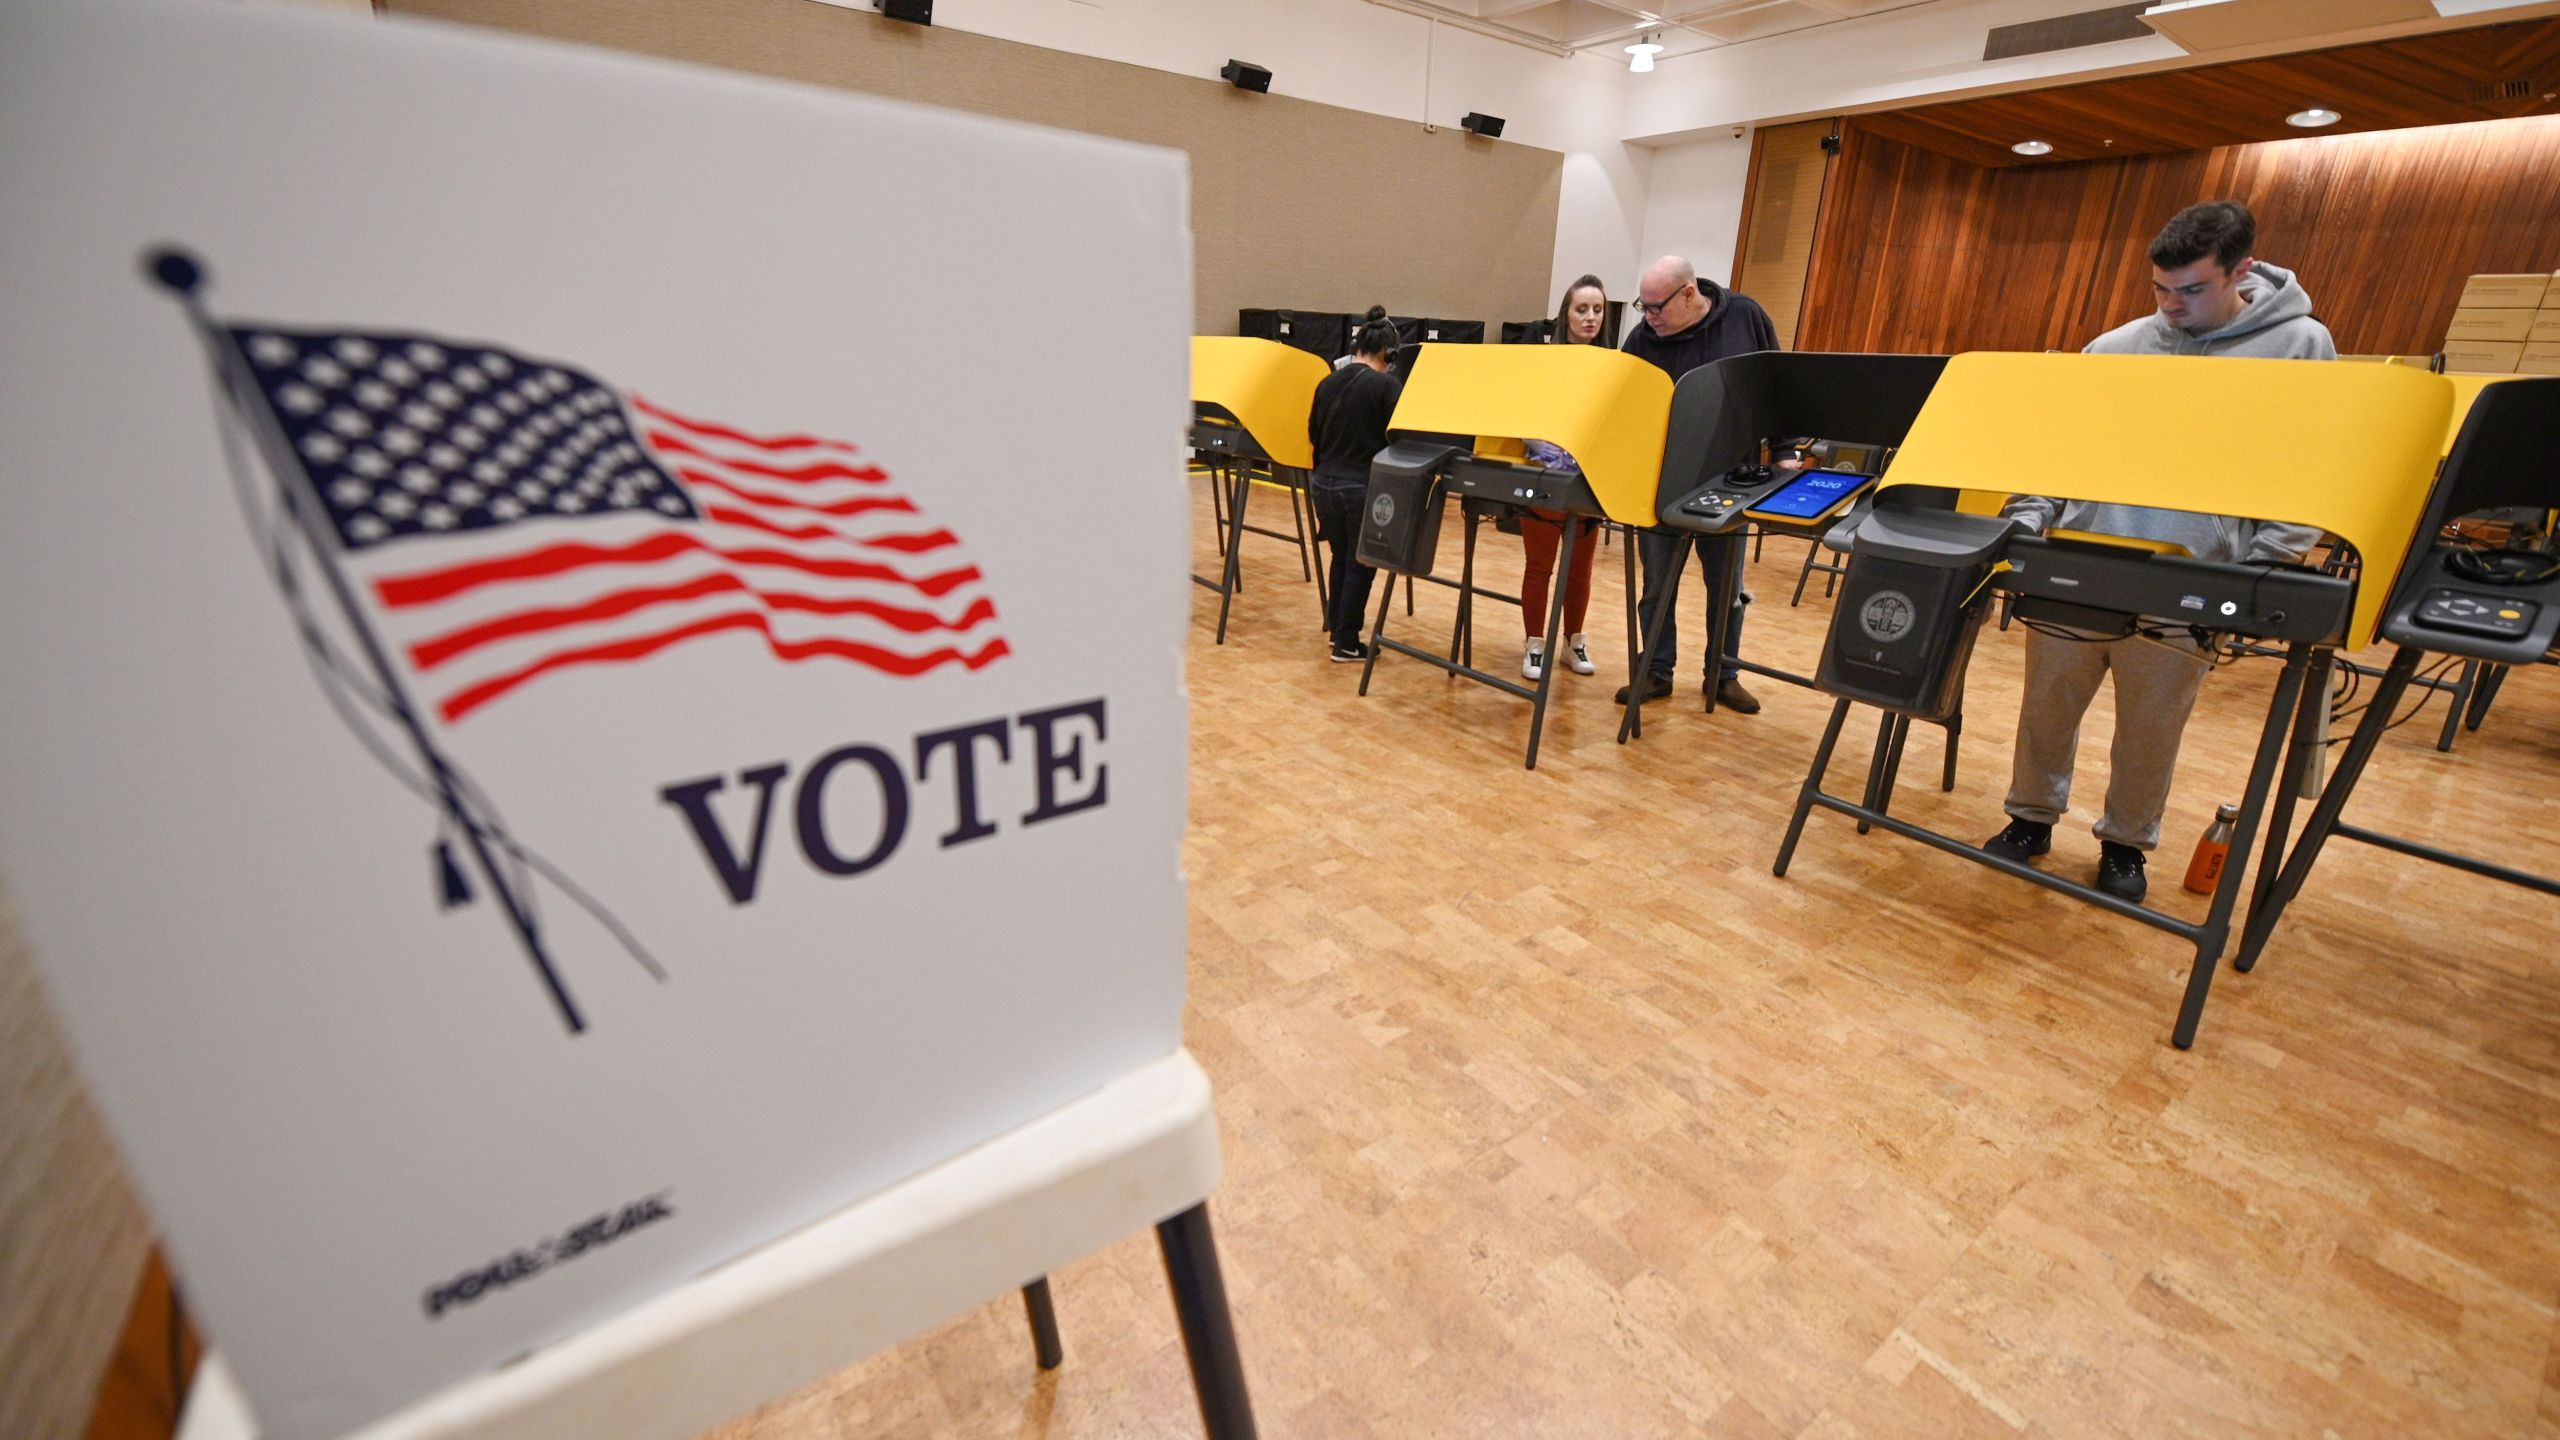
[0,3,1191,1435]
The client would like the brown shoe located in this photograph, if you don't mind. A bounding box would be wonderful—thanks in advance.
[1713,677,1762,714]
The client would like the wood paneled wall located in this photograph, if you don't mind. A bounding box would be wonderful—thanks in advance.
[386,0,1564,336]
[1800,115,2560,356]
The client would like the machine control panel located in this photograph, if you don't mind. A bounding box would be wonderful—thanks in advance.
[2413,588,2540,640]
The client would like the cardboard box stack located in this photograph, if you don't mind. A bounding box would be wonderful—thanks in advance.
[2525,276,2560,375]
[2444,271,2554,374]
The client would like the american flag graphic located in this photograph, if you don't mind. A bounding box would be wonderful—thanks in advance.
[228,326,1008,724]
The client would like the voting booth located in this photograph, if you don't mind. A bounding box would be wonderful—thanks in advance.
[1358,343,1671,768]
[0,4,1253,1438]
[2234,375,2560,972]
[1773,352,2454,1050]
[1624,351,1955,745]
[1191,336,1329,644]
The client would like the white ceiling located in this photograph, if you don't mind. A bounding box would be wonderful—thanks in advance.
[1395,0,1954,59]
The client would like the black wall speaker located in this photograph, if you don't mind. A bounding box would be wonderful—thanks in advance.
[1460,112,1505,138]
[875,0,931,23]
[1221,60,1272,93]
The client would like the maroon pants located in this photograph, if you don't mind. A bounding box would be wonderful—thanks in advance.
[1519,510,1598,639]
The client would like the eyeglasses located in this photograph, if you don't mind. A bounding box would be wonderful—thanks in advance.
[1633,284,1691,316]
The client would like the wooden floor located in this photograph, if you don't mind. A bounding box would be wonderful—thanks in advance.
[713,482,2560,1439]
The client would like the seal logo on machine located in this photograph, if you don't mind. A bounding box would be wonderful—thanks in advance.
[1370,491,1396,528]
[1859,588,1917,644]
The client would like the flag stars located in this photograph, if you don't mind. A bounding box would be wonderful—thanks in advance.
[379,357,419,386]
[377,492,417,519]
[348,450,392,479]
[489,497,525,520]
[302,356,349,387]
[246,334,297,367]
[425,381,462,408]
[420,504,458,530]
[325,408,372,438]
[425,443,464,472]
[399,401,440,429]
[333,337,379,366]
[354,380,399,411]
[277,384,324,415]
[301,433,346,461]
[399,465,439,494]
[406,342,447,369]
[380,428,423,457]
[348,515,390,542]
[329,478,372,506]
[656,495,687,515]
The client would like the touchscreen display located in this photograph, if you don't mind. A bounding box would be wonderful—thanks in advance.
[1748,468,1871,520]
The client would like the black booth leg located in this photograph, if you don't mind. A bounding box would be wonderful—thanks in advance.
[1020,1279,1063,1371]
[2234,648,2420,973]
[1940,708,1962,792]
[2246,651,2330,938]
[1157,1203,1259,1440]
[1618,542,1685,745]
[1358,581,1396,696]
[1450,509,1479,667]
[1521,514,1578,771]
[1207,460,1228,557]
[1212,467,1250,645]
[2171,646,2312,1050]
[1855,709,1899,835]
[1618,529,1644,741]
[2466,662,2506,731]
[2437,659,2473,753]
[1284,482,1313,585]
[1775,698,1855,878]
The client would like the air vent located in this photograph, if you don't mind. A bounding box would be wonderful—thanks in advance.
[1984,3,2153,61]
[2467,78,2539,101]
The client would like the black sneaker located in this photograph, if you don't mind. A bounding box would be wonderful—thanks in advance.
[1329,640,1369,664]
[1713,677,1762,715]
[2095,842,2148,901]
[1982,818,2052,863]
[1614,674,1675,705]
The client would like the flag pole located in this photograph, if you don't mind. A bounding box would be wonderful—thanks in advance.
[147,247,588,1035]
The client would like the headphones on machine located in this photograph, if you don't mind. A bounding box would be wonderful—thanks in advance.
[2445,546,2560,586]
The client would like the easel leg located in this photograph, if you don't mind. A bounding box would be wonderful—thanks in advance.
[2171,644,2311,1050]
[1775,698,1854,877]
[1156,1203,1258,1440]
[1020,1279,1063,1371]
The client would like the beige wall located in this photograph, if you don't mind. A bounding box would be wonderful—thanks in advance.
[386,0,1563,336]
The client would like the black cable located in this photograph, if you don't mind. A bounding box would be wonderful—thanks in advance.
[2324,654,2466,745]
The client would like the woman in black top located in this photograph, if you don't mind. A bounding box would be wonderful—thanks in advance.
[1305,310,1403,662]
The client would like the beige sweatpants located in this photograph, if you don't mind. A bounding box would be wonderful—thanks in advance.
[2003,626,2212,851]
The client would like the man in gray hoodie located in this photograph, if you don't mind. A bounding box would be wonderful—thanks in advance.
[1982,200,2336,902]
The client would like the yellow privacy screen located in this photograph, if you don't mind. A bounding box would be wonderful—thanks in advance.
[1385,344,1673,526]
[1879,352,2452,647]
[1191,336,1329,471]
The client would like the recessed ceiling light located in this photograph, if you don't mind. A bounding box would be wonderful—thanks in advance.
[2286,108,2341,127]
[1625,34,1664,73]
[2011,139,2054,156]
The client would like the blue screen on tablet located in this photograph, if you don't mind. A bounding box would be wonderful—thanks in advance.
[1748,468,1871,520]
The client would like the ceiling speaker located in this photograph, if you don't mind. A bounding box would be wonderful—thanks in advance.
[1221,60,1272,93]
[1460,112,1505,138]
[874,0,931,24]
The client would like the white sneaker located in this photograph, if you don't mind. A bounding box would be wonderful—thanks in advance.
[1565,634,1596,675]
[1521,640,1544,681]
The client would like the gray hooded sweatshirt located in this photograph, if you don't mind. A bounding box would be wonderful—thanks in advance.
[2003,261,2337,564]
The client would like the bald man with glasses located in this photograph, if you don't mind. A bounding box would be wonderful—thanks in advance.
[1617,255,1780,713]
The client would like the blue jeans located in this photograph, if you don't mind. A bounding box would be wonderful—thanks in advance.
[1636,530,1745,684]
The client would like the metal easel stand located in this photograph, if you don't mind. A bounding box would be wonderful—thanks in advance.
[1356,501,1579,770]
[1771,642,2327,1051]
[1615,529,1964,789]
